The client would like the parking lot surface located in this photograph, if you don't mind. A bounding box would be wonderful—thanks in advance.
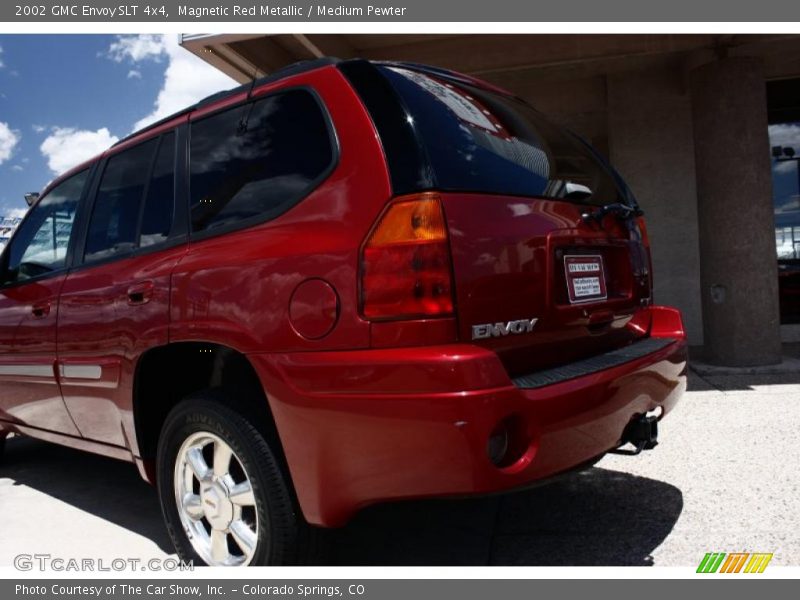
[1,370,799,566]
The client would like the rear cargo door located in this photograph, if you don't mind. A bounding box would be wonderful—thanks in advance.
[377,65,652,375]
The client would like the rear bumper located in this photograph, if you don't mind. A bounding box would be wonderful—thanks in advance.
[249,306,687,527]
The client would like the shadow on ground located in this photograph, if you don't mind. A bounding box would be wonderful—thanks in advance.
[331,467,682,566]
[2,436,683,566]
[688,367,800,392]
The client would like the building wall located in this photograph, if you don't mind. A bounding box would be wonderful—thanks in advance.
[491,74,609,143]
[0,216,22,252]
[607,68,705,345]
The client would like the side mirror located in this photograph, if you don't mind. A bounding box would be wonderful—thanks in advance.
[24,193,39,207]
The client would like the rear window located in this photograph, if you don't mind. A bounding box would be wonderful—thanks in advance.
[86,138,158,261]
[140,132,176,248]
[84,132,176,263]
[376,65,623,206]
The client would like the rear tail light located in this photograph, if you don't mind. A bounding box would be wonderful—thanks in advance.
[360,192,455,320]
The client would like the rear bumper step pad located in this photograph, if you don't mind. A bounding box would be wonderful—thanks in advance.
[512,337,677,389]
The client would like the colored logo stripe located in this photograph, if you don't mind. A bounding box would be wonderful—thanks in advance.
[697,552,773,573]
[745,553,773,573]
[720,553,748,573]
[697,553,726,573]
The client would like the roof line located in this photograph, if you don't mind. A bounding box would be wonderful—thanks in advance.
[113,57,341,147]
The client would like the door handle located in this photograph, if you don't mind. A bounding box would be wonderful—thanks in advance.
[31,302,51,318]
[127,281,155,305]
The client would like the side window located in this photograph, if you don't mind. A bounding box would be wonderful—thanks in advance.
[189,89,335,233]
[139,132,175,248]
[85,138,158,262]
[0,170,88,285]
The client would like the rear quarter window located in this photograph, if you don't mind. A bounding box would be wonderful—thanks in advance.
[189,88,336,234]
[377,66,623,206]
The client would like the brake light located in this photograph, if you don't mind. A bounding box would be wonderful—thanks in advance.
[361,193,454,320]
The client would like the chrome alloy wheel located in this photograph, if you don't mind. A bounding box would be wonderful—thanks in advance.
[174,432,259,566]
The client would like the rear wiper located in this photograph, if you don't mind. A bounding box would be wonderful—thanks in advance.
[581,202,644,227]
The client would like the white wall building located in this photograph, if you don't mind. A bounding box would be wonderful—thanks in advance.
[0,216,23,252]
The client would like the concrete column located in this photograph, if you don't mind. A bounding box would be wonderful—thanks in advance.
[607,68,704,346]
[689,57,782,366]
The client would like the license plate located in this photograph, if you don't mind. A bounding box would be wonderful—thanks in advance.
[564,255,607,304]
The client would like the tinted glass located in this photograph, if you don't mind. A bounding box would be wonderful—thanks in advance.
[1,170,88,285]
[139,133,175,248]
[378,66,623,206]
[189,89,334,233]
[85,139,157,261]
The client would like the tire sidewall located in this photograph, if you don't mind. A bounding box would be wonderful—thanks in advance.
[156,398,277,566]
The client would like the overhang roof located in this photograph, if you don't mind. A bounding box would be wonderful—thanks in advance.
[181,34,800,86]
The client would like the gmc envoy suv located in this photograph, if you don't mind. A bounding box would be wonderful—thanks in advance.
[0,58,687,566]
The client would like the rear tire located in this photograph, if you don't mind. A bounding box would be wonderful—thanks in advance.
[156,392,323,566]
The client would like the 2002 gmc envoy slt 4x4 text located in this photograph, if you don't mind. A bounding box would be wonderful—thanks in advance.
[0,58,687,566]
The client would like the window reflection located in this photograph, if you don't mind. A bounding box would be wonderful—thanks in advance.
[189,90,334,233]
[380,66,624,205]
[1,170,87,285]
[85,138,158,261]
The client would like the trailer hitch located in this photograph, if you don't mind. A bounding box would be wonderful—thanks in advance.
[609,413,659,456]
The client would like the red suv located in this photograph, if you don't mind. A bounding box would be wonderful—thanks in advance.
[0,58,686,566]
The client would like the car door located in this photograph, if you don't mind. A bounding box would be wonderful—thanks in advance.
[57,129,188,447]
[0,169,90,434]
